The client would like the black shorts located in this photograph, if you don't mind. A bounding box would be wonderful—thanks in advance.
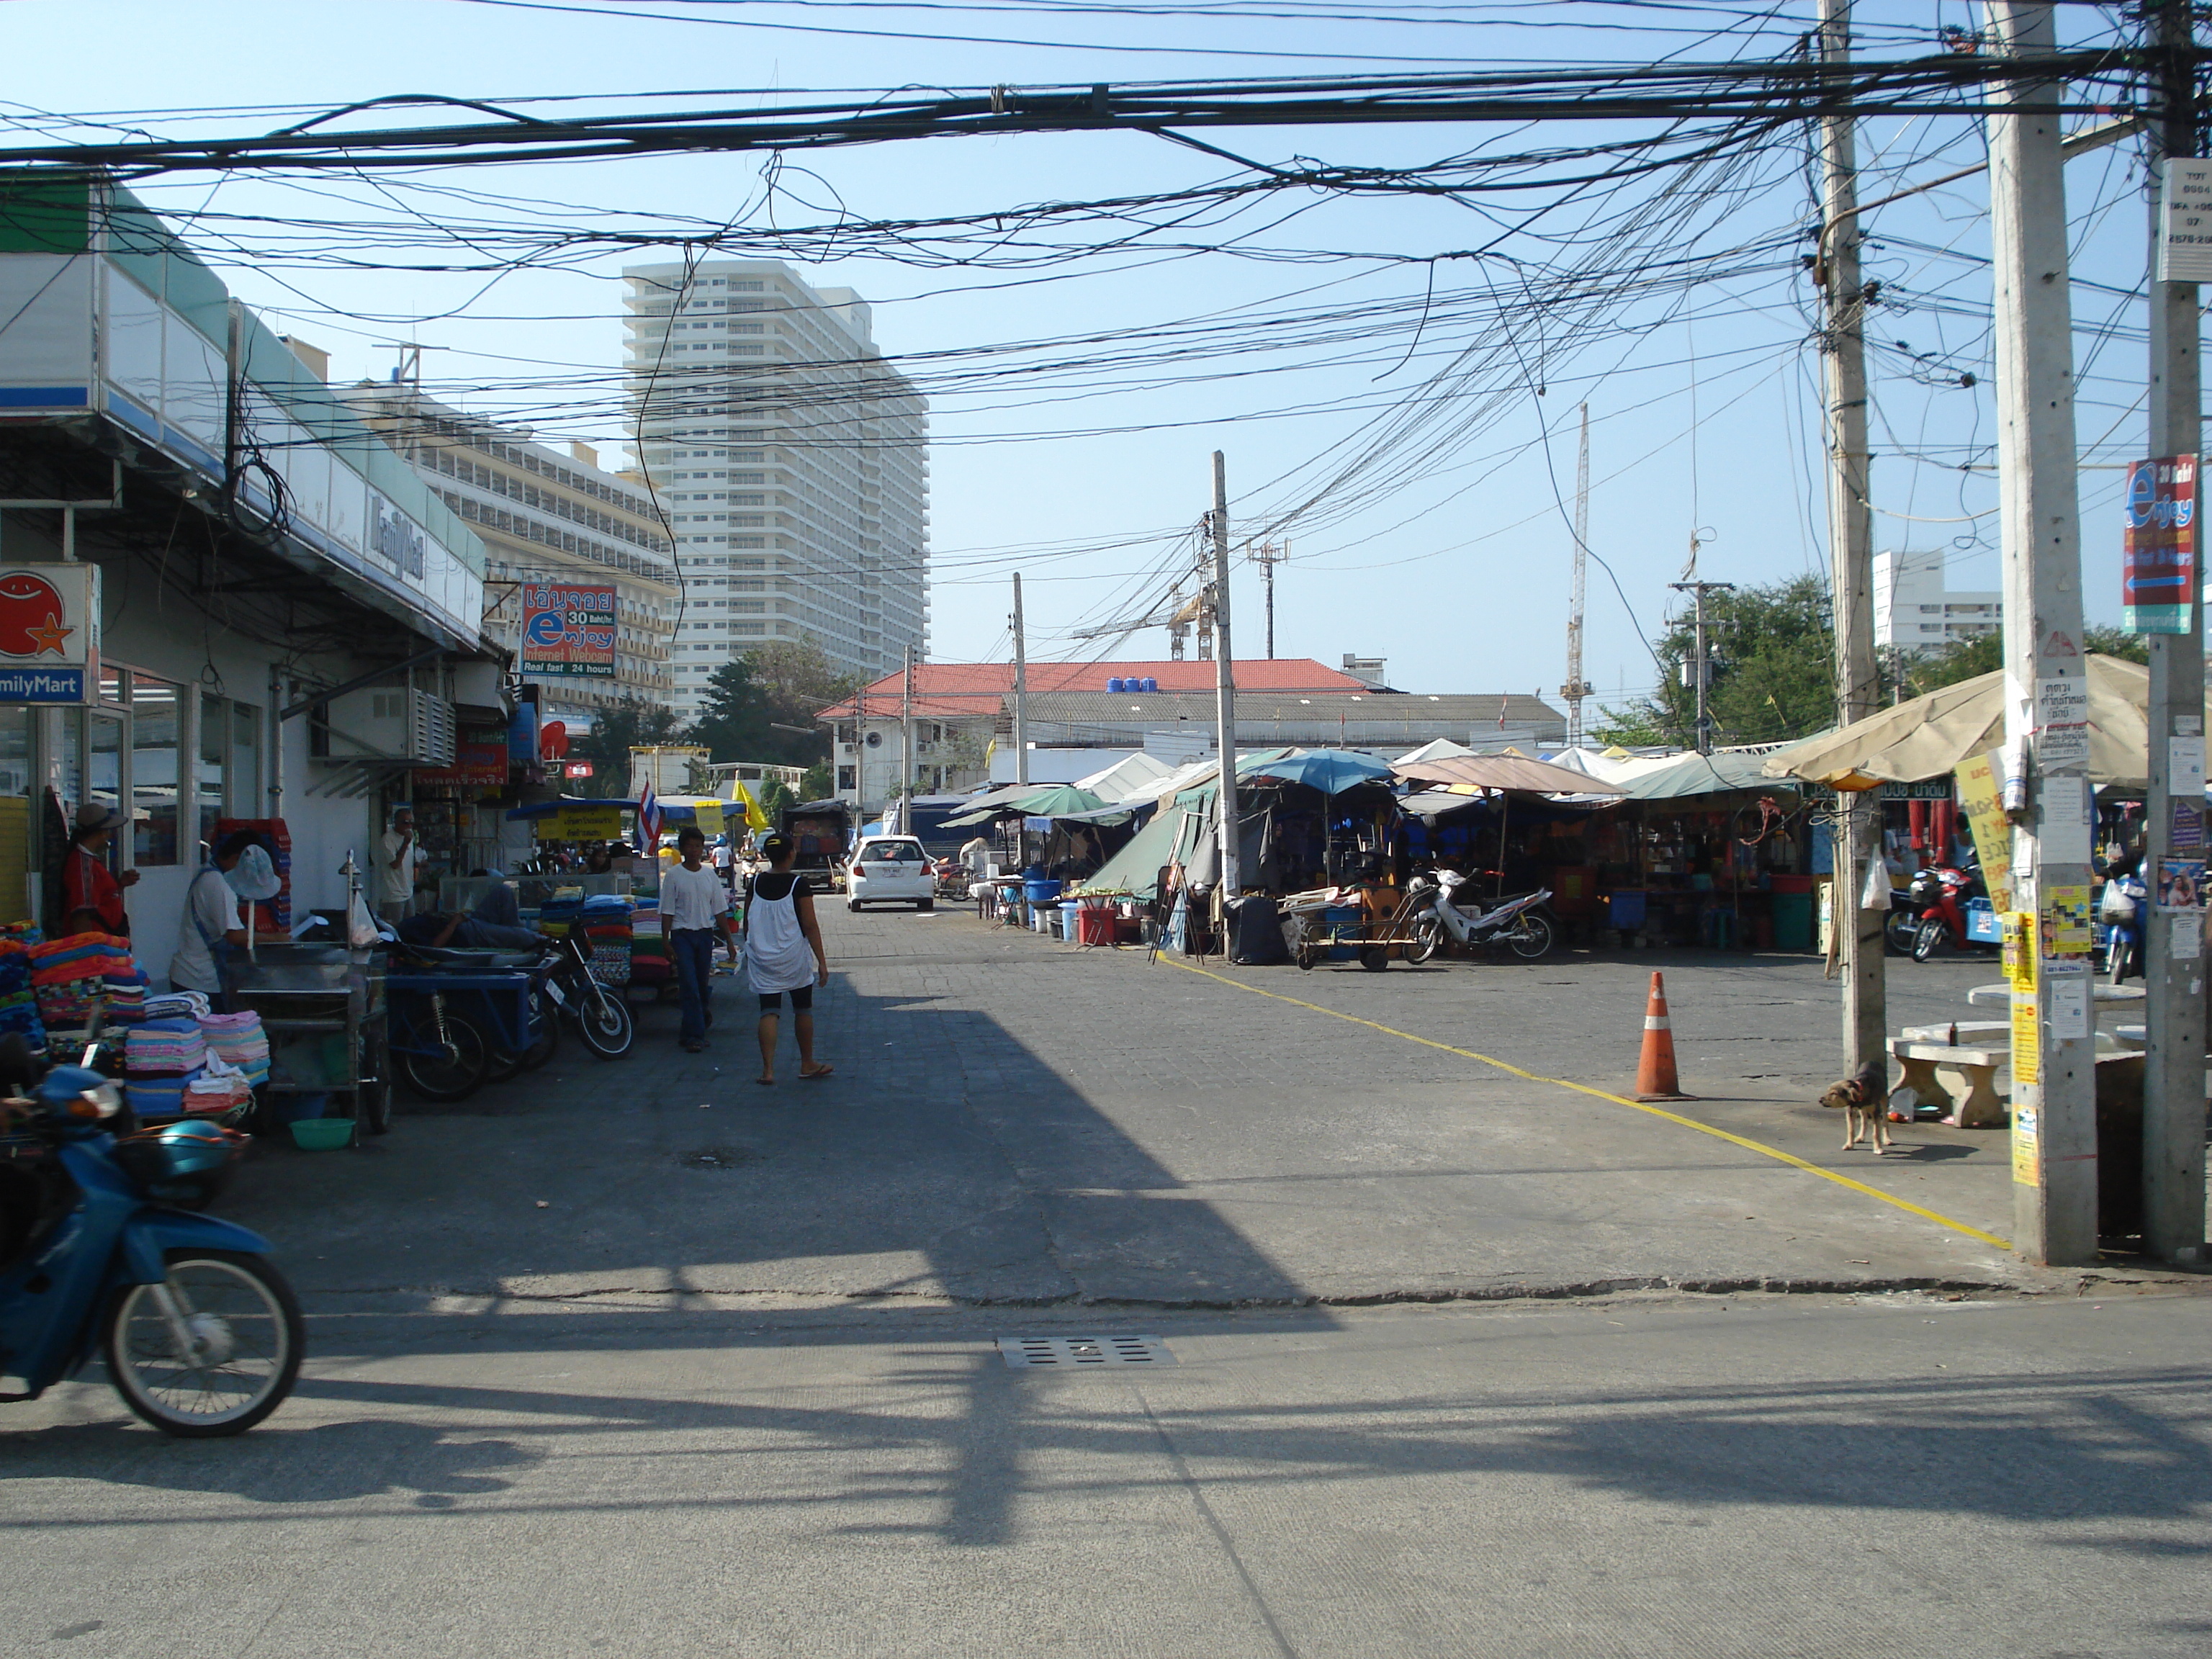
[757,985,814,1012]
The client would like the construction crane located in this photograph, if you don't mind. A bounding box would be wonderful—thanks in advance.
[1560,403,1596,749]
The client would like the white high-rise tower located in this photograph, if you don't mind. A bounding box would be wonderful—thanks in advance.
[624,259,930,716]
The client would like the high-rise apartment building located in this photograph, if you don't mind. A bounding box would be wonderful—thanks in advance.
[346,382,679,720]
[622,259,929,719]
[1873,548,2002,652]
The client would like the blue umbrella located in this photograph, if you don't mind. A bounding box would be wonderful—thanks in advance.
[1238,749,1394,795]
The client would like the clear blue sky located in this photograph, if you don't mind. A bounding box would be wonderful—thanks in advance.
[2,1,2162,718]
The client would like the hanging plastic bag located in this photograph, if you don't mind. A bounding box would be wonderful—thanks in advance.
[1859,855,1894,912]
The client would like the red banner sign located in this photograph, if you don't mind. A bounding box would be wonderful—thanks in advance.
[2123,455,2198,634]
[521,583,618,678]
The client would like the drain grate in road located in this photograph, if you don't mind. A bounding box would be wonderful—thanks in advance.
[997,1335,1175,1370]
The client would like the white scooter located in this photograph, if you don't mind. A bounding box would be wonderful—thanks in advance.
[1403,868,1556,963]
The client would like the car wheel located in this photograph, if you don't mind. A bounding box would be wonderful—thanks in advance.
[848,899,861,913]
[917,898,934,912]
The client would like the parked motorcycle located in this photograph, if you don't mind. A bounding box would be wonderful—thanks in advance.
[1403,868,1556,963]
[1888,862,1990,961]
[0,1037,303,1436]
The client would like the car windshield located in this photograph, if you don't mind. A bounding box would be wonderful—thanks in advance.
[864,842,925,862]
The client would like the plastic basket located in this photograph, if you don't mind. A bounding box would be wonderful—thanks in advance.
[289,1117,355,1151]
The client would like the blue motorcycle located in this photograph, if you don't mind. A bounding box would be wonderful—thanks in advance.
[0,1043,304,1436]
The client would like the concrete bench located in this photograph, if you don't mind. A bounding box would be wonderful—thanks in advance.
[1890,1038,2009,1129]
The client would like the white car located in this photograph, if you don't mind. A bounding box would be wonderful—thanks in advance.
[845,836,935,912]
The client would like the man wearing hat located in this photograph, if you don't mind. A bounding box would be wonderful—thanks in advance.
[168,831,277,994]
[63,802,138,937]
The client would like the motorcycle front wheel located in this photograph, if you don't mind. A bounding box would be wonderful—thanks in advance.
[1912,919,1946,962]
[1884,911,1920,956]
[105,1251,305,1437]
[573,982,635,1059]
[395,1013,490,1101]
[1506,912,1556,961]
[1403,915,1442,966]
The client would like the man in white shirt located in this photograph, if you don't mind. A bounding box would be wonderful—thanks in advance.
[377,804,423,923]
[168,833,256,994]
[660,826,734,1053]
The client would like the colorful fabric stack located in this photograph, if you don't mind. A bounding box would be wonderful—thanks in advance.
[35,983,97,1046]
[199,1011,270,1087]
[577,894,634,985]
[144,989,212,1023]
[183,1069,253,1118]
[100,967,150,1024]
[29,932,135,988]
[0,941,44,1051]
[0,921,43,948]
[125,1017,207,1076]
[127,1074,199,1119]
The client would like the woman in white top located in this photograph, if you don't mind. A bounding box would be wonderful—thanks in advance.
[740,832,831,1084]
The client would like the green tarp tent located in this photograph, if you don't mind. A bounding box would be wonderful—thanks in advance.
[1076,806,1202,901]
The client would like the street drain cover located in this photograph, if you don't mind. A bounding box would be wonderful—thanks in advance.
[997,1335,1174,1370]
[678,1146,758,1171]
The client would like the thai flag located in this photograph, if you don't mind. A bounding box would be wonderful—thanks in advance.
[637,779,661,848]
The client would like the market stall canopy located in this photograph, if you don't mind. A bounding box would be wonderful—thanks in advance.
[1074,751,1177,802]
[1391,753,1606,793]
[1239,749,1396,794]
[1076,805,1204,901]
[1545,746,1685,787]
[941,783,1112,827]
[1619,750,1797,800]
[1760,655,2182,790]
[1397,737,1473,765]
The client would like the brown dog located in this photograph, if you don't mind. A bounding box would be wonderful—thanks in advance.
[1819,1061,1890,1154]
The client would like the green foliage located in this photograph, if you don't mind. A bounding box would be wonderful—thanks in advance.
[572,701,683,779]
[800,760,835,803]
[1901,626,2148,699]
[1592,576,1839,748]
[759,778,797,824]
[685,639,863,768]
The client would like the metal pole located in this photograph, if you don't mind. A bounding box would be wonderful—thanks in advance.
[1212,452,1241,900]
[1693,588,1712,755]
[1989,0,2098,1265]
[1265,554,1276,660]
[901,644,914,835]
[1819,0,1887,1086]
[2142,0,2206,1265]
[1012,573,1029,788]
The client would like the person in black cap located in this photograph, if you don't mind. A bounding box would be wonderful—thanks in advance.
[740,832,831,1083]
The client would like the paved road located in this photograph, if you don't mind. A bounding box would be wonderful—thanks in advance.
[6,909,2208,1657]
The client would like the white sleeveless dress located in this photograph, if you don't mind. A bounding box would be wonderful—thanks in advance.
[745,876,817,994]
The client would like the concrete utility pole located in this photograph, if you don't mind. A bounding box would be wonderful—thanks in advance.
[1668,580,1734,754]
[2141,0,2207,1264]
[1561,403,1596,749]
[1011,572,1030,788]
[900,643,915,834]
[1252,542,1287,659]
[1212,451,1241,899]
[1989,0,2098,1265]
[1818,0,1886,1084]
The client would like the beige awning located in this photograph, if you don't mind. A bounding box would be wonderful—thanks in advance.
[1762,654,2190,791]
[1393,754,1614,793]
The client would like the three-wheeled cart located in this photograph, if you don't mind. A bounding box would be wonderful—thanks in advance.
[226,943,390,1136]
[1278,886,1439,971]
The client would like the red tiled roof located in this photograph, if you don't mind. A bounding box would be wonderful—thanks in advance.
[817,657,1364,719]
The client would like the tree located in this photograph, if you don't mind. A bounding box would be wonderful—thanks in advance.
[571,700,683,784]
[800,760,835,802]
[684,639,863,769]
[759,777,796,824]
[1593,577,1838,748]
[1901,626,2147,698]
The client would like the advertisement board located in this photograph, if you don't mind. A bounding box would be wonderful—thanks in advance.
[0,565,99,703]
[415,719,510,788]
[2122,455,2197,634]
[520,582,617,678]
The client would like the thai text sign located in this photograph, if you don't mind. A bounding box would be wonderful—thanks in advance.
[521,582,617,678]
[2123,455,2197,634]
[0,565,99,703]
[1953,750,2013,912]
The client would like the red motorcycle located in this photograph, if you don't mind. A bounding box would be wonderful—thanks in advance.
[1887,862,1987,961]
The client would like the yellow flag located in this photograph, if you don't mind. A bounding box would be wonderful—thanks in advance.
[729,778,770,832]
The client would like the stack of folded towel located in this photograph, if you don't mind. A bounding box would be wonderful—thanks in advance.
[125,1017,207,1076]
[198,1010,270,1087]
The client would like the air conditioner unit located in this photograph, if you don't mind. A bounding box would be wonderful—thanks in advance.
[318,687,458,767]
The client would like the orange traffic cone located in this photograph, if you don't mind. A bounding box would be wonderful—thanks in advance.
[1634,971,1694,1101]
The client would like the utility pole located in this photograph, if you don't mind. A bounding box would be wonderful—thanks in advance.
[1251,542,1287,658]
[1011,573,1030,788]
[900,643,915,835]
[1212,451,1241,900]
[1669,581,1734,755]
[2141,0,2206,1265]
[1817,0,1887,1085]
[1990,0,2097,1265]
[1561,403,1596,747]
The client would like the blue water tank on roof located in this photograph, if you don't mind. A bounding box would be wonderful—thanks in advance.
[1107,677,1126,693]
[1141,677,1159,693]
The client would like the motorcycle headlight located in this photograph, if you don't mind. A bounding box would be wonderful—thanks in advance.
[74,1082,124,1120]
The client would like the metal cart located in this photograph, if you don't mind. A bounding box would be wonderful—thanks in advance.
[1279,886,1438,972]
[226,943,390,1136]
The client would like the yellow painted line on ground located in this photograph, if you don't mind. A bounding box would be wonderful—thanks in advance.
[1157,954,2013,1253]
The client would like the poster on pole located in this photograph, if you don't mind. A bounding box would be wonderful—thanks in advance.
[520,583,618,678]
[2122,456,2198,634]
[2156,158,2212,282]
[1952,750,2013,912]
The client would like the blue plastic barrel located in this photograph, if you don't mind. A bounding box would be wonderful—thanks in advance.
[1107,677,1126,693]
[1025,877,1064,904]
